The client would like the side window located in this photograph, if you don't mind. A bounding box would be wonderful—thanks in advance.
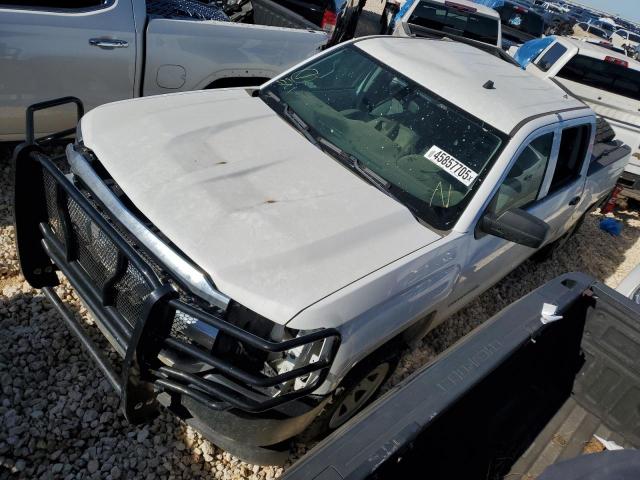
[536,43,568,72]
[0,1,106,9]
[493,133,554,215]
[549,125,590,193]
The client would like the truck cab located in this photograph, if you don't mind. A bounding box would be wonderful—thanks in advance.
[516,36,640,201]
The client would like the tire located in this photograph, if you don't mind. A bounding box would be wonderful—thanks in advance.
[300,347,401,441]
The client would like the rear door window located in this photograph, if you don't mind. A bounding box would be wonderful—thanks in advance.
[408,1,499,44]
[549,125,590,194]
[558,55,640,101]
[535,43,568,72]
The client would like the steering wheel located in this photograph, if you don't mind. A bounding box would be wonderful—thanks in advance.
[369,117,401,140]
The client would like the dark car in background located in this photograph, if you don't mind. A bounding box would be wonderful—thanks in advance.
[272,0,364,44]
[495,1,544,46]
[475,0,544,48]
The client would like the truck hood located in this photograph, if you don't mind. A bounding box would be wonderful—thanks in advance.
[80,89,441,324]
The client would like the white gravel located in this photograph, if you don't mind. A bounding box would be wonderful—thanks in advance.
[2,9,640,474]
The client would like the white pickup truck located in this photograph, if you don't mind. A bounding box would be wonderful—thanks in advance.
[387,0,502,47]
[14,36,631,464]
[514,36,640,201]
[0,0,334,141]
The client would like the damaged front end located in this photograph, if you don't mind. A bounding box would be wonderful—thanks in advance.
[13,100,340,449]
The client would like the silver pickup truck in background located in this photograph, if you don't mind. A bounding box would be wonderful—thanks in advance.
[14,36,631,464]
[515,36,640,202]
[0,0,333,141]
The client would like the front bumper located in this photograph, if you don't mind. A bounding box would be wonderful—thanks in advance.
[13,146,339,450]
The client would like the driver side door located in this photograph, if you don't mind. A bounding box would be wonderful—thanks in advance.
[453,119,591,312]
[449,127,560,312]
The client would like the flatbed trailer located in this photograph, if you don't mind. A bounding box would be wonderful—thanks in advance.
[283,273,640,480]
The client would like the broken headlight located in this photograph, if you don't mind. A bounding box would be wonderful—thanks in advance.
[212,302,337,396]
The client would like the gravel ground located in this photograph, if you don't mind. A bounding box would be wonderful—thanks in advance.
[2,6,640,475]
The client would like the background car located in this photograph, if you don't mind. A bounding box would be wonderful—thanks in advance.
[611,29,640,53]
[573,22,610,42]
[271,0,365,43]
[475,0,545,48]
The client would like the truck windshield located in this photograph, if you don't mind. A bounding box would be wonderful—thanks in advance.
[407,1,499,45]
[260,45,506,230]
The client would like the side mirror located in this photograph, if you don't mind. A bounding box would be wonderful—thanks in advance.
[480,208,550,249]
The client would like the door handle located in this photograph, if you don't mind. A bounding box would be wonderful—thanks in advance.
[89,38,129,49]
[569,196,581,206]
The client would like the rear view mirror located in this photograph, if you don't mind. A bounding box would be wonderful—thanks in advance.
[480,208,550,249]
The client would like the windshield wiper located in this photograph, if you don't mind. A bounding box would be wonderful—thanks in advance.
[262,90,415,214]
[262,91,319,146]
[283,105,320,146]
[316,137,392,192]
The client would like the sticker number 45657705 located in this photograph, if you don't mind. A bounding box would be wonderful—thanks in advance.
[424,146,479,188]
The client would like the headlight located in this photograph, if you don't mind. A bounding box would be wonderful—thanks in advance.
[633,287,640,305]
[156,298,340,410]
[211,302,338,397]
[266,332,337,395]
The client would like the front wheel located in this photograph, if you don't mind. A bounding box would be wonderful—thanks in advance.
[301,348,400,440]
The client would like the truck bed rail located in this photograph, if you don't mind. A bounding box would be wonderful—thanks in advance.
[282,273,640,480]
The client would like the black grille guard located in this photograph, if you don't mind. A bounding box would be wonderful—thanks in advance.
[13,118,340,423]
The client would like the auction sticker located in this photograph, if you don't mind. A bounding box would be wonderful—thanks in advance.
[424,146,478,187]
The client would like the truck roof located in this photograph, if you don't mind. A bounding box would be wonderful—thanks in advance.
[355,37,587,134]
[558,36,640,72]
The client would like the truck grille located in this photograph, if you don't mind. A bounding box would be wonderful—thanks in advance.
[43,170,153,330]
